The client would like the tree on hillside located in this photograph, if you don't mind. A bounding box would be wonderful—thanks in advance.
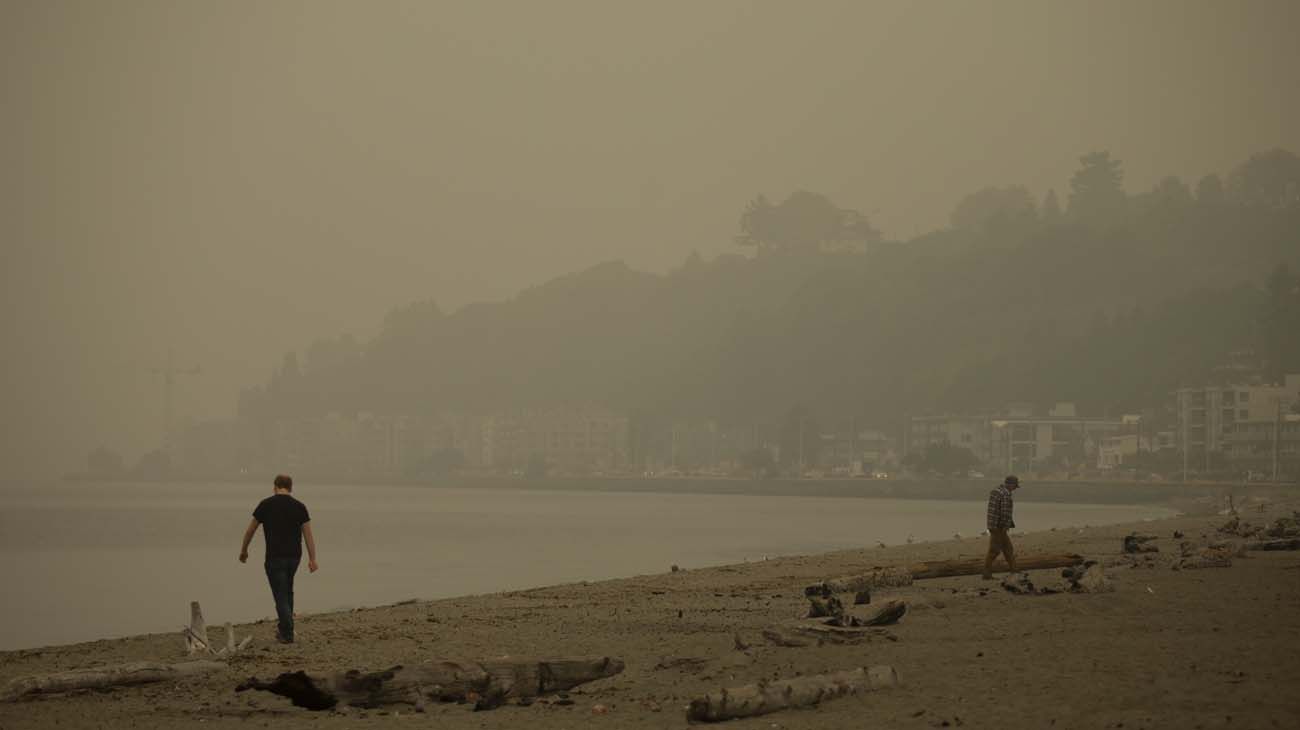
[1134,176,1192,216]
[736,191,879,254]
[1068,151,1127,224]
[1041,188,1063,223]
[1261,263,1300,381]
[1229,148,1300,209]
[1195,173,1225,206]
[949,185,1037,232]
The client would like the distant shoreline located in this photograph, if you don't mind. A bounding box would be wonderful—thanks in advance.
[57,473,1293,505]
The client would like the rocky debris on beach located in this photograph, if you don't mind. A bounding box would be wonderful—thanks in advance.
[1263,513,1300,538]
[1174,540,1237,570]
[1123,533,1160,554]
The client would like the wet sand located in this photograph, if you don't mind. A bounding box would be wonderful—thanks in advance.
[3,493,1298,729]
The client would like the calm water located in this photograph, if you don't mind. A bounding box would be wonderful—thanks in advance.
[0,481,1173,650]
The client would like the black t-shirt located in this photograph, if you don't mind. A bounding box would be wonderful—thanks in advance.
[253,494,311,559]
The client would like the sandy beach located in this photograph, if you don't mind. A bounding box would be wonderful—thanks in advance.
[3,490,1298,730]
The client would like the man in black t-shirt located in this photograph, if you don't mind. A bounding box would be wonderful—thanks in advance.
[239,474,318,643]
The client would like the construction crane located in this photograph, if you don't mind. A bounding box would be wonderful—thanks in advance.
[149,350,201,449]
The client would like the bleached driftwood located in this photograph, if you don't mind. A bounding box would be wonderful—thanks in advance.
[805,554,1084,596]
[686,666,898,722]
[183,603,252,656]
[1,660,226,702]
[236,655,624,711]
[1247,538,1300,551]
[908,553,1083,579]
[185,601,211,655]
[804,567,913,596]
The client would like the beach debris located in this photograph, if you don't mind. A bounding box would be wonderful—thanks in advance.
[686,665,898,722]
[1174,542,1235,570]
[1000,572,1065,595]
[853,589,872,605]
[1216,516,1263,538]
[236,656,624,712]
[1217,516,1241,534]
[1123,534,1159,554]
[1246,538,1300,551]
[856,600,907,626]
[2,660,226,702]
[733,633,751,652]
[653,656,709,673]
[807,595,845,619]
[183,602,253,656]
[185,601,210,655]
[671,564,681,573]
[1173,530,1185,539]
[805,555,1084,598]
[762,618,897,647]
[1062,563,1113,593]
[907,553,1084,580]
[1264,513,1300,538]
[804,566,913,596]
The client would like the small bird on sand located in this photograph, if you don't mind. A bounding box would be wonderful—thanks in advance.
[876,541,887,549]
[953,532,963,541]
[906,534,915,544]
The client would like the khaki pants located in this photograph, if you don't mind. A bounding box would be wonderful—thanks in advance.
[983,528,1017,576]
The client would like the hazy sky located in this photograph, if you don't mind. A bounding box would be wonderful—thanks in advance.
[3,0,1299,479]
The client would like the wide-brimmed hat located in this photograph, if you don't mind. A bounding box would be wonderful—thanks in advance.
[1003,475,1020,486]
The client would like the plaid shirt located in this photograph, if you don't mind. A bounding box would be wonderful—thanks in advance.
[987,485,1015,531]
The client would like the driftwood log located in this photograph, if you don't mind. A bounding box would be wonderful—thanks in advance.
[686,665,898,722]
[909,553,1083,579]
[185,601,211,655]
[762,618,897,647]
[804,567,913,596]
[805,554,1083,596]
[236,656,624,711]
[1248,538,1300,551]
[2,660,226,702]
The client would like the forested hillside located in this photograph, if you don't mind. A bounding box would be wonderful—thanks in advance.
[239,150,1300,429]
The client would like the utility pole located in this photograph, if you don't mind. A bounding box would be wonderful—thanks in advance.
[1274,398,1282,484]
[1181,390,1189,484]
[149,349,201,451]
[790,415,800,478]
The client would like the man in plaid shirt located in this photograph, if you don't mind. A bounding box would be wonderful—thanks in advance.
[982,475,1020,579]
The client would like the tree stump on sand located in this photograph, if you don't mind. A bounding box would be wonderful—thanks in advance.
[686,666,898,722]
[236,656,624,711]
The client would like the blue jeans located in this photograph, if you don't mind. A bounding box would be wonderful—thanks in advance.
[264,556,301,641]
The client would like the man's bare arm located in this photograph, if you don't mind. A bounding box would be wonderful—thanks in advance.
[303,522,318,572]
[239,518,259,563]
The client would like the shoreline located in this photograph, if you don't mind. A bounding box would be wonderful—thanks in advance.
[51,473,1296,506]
[3,490,1298,728]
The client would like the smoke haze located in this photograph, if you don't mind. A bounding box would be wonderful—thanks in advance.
[3,0,1299,478]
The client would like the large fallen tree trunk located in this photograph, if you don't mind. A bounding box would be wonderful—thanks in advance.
[805,554,1083,596]
[2,660,226,702]
[1247,538,1300,551]
[687,665,898,722]
[236,655,624,711]
[804,567,913,596]
[908,553,1083,579]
